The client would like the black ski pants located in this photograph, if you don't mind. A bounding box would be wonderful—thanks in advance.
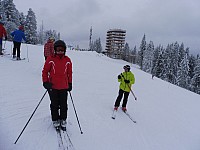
[114,89,130,108]
[13,41,21,58]
[48,89,68,121]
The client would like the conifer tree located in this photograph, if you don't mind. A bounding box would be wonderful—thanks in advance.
[0,0,6,21]
[95,38,102,53]
[138,34,146,70]
[122,42,130,61]
[142,41,154,73]
[190,56,200,94]
[177,54,190,89]
[2,0,20,39]
[152,45,164,78]
[19,12,26,26]
[25,8,37,44]
[130,46,137,64]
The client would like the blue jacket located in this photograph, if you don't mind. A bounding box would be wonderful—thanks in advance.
[11,29,26,43]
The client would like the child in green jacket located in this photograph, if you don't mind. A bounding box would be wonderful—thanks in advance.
[114,65,135,112]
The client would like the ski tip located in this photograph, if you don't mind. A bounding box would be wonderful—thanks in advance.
[111,117,115,119]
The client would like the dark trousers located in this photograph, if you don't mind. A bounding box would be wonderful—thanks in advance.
[13,41,21,58]
[48,89,68,121]
[114,89,130,108]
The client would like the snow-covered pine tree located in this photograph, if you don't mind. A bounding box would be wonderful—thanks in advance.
[152,45,164,78]
[95,38,102,53]
[142,41,154,73]
[25,8,37,44]
[188,54,196,81]
[138,34,146,70]
[90,38,102,53]
[177,53,190,89]
[152,45,161,76]
[122,42,130,61]
[2,0,20,39]
[178,43,185,67]
[131,46,137,64]
[0,0,6,22]
[19,12,26,26]
[169,42,179,84]
[190,56,200,94]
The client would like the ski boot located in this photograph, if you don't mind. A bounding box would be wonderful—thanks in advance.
[60,119,67,131]
[53,120,60,130]
[114,107,118,111]
[122,107,127,112]
[16,57,21,60]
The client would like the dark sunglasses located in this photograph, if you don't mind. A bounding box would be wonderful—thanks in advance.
[56,47,65,52]
[56,50,65,52]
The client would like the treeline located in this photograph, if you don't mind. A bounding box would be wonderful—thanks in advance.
[120,34,200,95]
[0,0,59,44]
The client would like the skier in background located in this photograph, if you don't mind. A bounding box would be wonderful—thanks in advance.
[42,40,72,130]
[0,21,7,55]
[10,25,26,60]
[44,37,55,60]
[114,65,135,112]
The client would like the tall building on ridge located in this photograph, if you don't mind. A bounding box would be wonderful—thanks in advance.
[105,29,126,59]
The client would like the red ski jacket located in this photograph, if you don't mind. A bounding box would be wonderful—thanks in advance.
[0,24,7,39]
[42,55,72,90]
[44,40,54,57]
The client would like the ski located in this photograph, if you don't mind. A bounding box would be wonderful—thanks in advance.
[65,131,74,149]
[111,110,117,119]
[111,108,137,123]
[0,53,10,57]
[61,129,75,150]
[55,126,75,150]
[12,58,26,61]
[123,111,137,123]
[56,127,66,150]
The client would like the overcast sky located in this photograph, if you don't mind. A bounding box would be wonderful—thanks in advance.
[14,0,200,54]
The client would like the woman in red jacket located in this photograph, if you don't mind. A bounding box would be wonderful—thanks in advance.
[0,21,7,55]
[42,40,72,130]
[44,37,55,60]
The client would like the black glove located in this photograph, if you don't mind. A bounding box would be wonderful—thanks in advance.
[5,36,7,40]
[67,83,72,91]
[118,75,121,79]
[124,80,130,83]
[43,82,52,90]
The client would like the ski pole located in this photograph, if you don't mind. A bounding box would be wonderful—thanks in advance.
[14,90,48,144]
[3,40,6,50]
[121,74,137,100]
[69,91,83,134]
[26,43,29,62]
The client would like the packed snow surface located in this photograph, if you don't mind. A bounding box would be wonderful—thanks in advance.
[0,42,200,150]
